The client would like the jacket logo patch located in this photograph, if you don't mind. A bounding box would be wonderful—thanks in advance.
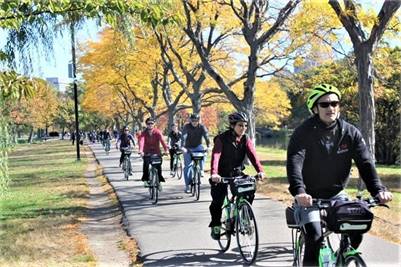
[337,143,349,154]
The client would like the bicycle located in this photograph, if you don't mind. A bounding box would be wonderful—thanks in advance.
[146,154,163,205]
[121,147,132,180]
[286,198,388,267]
[171,148,183,180]
[104,138,111,154]
[216,175,259,265]
[189,150,206,200]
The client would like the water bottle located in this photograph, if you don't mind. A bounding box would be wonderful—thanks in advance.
[319,246,335,267]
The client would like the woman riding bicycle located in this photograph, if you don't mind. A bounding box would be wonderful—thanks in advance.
[209,112,265,240]
[167,123,182,176]
[286,84,393,266]
[116,126,135,168]
[138,117,168,187]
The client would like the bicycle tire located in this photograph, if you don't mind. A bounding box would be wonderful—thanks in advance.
[191,167,197,197]
[177,158,183,180]
[124,157,129,180]
[195,167,201,200]
[343,254,366,267]
[236,200,259,265]
[218,203,232,252]
[293,231,304,267]
[152,167,159,205]
[149,168,154,200]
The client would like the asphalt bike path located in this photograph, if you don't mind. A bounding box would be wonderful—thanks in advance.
[90,143,401,266]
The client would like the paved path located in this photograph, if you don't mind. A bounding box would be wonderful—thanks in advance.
[90,143,401,266]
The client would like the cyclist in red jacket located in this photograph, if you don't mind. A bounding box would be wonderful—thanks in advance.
[138,117,168,187]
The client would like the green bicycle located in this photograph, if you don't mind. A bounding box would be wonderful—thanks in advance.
[286,198,388,267]
[217,175,259,265]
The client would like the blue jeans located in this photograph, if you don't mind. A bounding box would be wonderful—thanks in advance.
[183,145,206,187]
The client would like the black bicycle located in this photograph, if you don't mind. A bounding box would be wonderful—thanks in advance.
[189,150,206,200]
[217,175,259,265]
[171,149,183,180]
[286,198,388,267]
[147,154,162,205]
[121,147,132,180]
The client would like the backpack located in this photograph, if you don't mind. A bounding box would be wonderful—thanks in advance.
[326,200,373,234]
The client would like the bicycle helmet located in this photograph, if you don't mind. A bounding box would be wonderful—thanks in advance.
[306,84,341,113]
[228,112,248,125]
[145,117,155,124]
[190,113,200,120]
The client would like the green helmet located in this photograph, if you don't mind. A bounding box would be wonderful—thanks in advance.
[306,84,341,112]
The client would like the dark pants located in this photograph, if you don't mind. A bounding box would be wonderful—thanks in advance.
[141,155,165,182]
[302,221,363,266]
[120,149,131,165]
[169,148,178,171]
[208,182,254,227]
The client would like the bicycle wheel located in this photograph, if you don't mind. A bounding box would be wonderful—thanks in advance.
[124,158,129,180]
[191,167,197,197]
[149,168,154,200]
[344,254,366,267]
[195,167,201,200]
[293,230,304,267]
[236,200,259,265]
[152,168,159,205]
[218,204,232,252]
[176,157,183,180]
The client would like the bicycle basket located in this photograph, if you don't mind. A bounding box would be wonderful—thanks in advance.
[232,177,256,197]
[150,155,162,165]
[191,152,205,160]
[285,206,299,228]
[326,200,373,234]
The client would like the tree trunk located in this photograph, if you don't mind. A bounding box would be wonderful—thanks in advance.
[28,127,34,143]
[356,45,376,159]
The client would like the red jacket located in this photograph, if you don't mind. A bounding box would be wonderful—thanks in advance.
[139,128,168,155]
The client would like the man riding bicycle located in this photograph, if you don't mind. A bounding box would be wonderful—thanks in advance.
[181,113,211,193]
[138,117,168,187]
[286,84,393,266]
[209,112,265,240]
[116,126,136,169]
[167,123,182,176]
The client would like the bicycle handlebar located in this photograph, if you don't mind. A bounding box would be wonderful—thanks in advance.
[310,197,390,209]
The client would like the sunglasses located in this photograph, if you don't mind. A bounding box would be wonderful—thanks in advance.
[236,123,248,128]
[147,122,154,125]
[317,101,340,108]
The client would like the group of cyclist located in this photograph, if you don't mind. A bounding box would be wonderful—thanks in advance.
[111,83,392,266]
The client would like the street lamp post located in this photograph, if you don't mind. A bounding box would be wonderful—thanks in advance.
[70,21,80,161]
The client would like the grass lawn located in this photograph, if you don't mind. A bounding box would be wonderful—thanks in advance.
[251,146,401,245]
[0,141,95,267]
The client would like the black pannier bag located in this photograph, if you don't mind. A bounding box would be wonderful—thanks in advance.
[285,206,298,228]
[326,200,374,234]
[231,176,256,197]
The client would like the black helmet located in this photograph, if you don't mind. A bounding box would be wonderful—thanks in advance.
[190,113,200,120]
[145,117,155,124]
[228,112,248,125]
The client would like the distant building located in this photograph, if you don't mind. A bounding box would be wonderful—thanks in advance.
[46,77,60,90]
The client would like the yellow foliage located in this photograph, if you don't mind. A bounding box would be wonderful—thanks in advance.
[254,81,291,127]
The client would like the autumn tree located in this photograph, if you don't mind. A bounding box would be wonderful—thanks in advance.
[329,0,401,158]
[181,0,301,140]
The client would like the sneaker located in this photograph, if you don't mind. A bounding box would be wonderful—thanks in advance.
[184,185,190,193]
[170,171,175,176]
[143,181,150,187]
[211,226,221,240]
[159,177,166,183]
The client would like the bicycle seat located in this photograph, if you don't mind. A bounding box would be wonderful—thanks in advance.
[191,152,205,160]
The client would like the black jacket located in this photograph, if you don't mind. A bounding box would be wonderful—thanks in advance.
[287,116,386,199]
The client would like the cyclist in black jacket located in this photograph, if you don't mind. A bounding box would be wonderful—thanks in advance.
[287,84,392,266]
